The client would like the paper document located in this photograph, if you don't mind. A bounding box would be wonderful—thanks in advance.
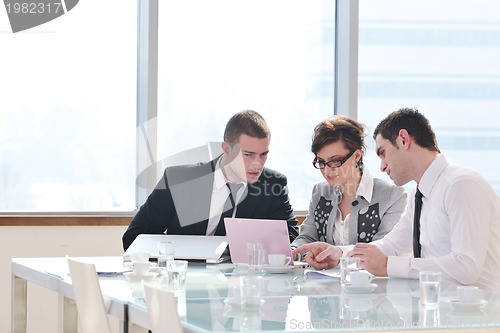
[304,267,341,278]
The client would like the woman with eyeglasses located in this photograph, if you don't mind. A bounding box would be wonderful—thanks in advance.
[291,115,407,255]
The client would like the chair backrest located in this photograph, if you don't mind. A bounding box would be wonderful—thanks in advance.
[67,258,112,333]
[143,283,183,333]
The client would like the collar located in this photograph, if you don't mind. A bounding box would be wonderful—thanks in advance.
[213,156,228,191]
[356,168,374,203]
[417,154,449,198]
[213,155,247,191]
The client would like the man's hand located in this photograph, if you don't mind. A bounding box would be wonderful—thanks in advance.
[291,242,342,270]
[350,243,388,276]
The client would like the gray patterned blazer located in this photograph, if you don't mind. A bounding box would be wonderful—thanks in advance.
[291,175,407,247]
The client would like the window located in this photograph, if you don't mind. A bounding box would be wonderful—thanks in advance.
[0,0,137,212]
[156,1,337,211]
[358,0,500,194]
[4,0,498,215]
[2,0,341,213]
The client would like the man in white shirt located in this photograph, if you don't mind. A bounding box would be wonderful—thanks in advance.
[293,108,500,290]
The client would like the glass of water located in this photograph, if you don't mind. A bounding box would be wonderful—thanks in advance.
[247,242,265,271]
[419,271,441,306]
[340,257,361,286]
[166,260,188,291]
[157,241,175,268]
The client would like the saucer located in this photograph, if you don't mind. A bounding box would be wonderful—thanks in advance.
[447,299,487,311]
[341,283,378,294]
[123,271,159,281]
[263,265,294,274]
[124,262,156,270]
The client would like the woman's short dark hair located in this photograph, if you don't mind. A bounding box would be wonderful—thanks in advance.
[311,115,367,155]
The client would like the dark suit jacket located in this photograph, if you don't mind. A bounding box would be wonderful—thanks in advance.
[123,157,298,250]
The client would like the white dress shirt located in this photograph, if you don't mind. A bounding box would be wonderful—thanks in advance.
[206,157,246,236]
[333,169,375,246]
[374,154,500,290]
[332,211,350,246]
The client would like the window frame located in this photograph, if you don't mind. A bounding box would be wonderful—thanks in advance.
[136,0,358,212]
[1,0,358,223]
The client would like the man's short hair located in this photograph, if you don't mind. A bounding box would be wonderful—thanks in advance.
[373,107,440,153]
[223,110,270,146]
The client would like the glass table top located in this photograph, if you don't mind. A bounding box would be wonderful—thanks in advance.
[12,257,500,332]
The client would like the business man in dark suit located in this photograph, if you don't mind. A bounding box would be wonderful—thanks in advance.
[123,110,298,251]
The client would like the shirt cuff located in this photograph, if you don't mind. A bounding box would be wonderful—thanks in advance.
[387,255,412,278]
[338,245,354,257]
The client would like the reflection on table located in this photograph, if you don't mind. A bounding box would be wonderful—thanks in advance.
[11,257,500,333]
[131,263,500,332]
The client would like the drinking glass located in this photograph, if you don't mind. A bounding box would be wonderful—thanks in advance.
[157,241,175,268]
[166,260,188,291]
[340,257,360,286]
[419,271,441,306]
[247,242,265,271]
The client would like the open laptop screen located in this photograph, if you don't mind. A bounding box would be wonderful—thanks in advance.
[224,218,294,265]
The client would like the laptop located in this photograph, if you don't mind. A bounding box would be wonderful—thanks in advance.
[123,234,230,264]
[224,217,306,266]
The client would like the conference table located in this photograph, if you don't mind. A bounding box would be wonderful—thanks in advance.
[11,256,500,333]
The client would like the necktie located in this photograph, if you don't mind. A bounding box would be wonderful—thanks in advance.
[206,183,242,236]
[218,183,242,224]
[413,188,423,258]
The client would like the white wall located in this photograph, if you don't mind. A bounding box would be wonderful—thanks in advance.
[1,226,127,333]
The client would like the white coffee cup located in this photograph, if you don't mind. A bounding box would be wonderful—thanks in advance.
[132,261,150,276]
[268,254,292,267]
[457,286,481,303]
[349,270,373,286]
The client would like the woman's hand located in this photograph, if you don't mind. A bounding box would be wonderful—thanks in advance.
[291,242,342,269]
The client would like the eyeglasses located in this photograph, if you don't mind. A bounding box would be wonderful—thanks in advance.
[312,149,356,169]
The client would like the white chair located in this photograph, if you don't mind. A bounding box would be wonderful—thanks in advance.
[67,257,112,333]
[143,283,183,333]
